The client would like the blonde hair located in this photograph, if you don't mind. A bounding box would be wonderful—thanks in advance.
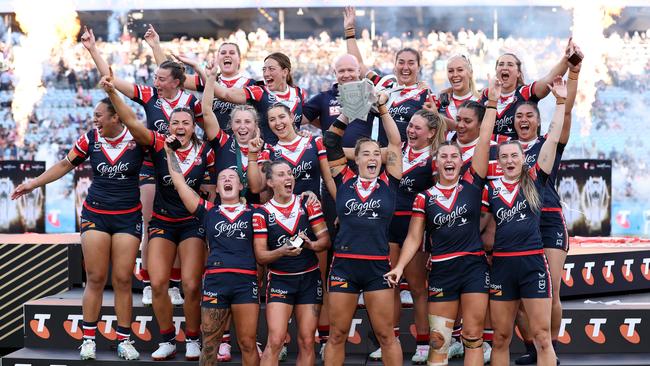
[497,141,541,212]
[447,55,478,97]
[413,109,447,155]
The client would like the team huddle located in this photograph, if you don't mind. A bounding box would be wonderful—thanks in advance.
[10,7,584,366]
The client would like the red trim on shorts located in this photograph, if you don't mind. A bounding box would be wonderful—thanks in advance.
[492,249,544,257]
[204,268,257,276]
[394,211,412,216]
[333,253,390,260]
[429,251,485,262]
[268,264,319,275]
[83,201,141,215]
[152,212,194,222]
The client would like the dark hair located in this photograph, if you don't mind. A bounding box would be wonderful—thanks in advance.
[267,102,297,136]
[458,100,486,123]
[496,140,541,211]
[354,137,380,157]
[435,140,462,158]
[98,97,117,116]
[169,106,200,147]
[515,101,542,136]
[218,42,242,70]
[264,159,293,182]
[159,60,187,87]
[396,47,421,68]
[264,52,294,86]
[496,53,525,87]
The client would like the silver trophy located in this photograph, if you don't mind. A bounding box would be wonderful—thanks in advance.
[338,79,376,121]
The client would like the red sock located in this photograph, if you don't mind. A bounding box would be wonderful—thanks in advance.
[170,267,181,282]
[393,327,400,338]
[140,268,150,283]
[416,333,429,346]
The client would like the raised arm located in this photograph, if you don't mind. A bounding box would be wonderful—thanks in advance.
[533,39,571,99]
[323,114,350,178]
[343,6,370,77]
[538,77,567,174]
[174,54,207,91]
[201,61,222,141]
[99,74,152,146]
[246,138,266,194]
[560,42,582,145]
[11,157,75,200]
[81,26,135,99]
[143,24,166,66]
[164,136,201,212]
[378,93,403,179]
[472,76,500,178]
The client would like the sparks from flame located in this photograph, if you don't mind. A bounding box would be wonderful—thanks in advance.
[565,2,622,137]
[12,0,80,147]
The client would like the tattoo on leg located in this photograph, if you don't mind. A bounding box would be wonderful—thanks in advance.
[200,308,231,366]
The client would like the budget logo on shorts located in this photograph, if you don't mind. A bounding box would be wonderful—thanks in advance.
[202,295,218,304]
[489,283,502,297]
[269,288,288,299]
[428,286,444,298]
[330,275,348,288]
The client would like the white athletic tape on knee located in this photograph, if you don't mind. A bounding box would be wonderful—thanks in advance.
[429,314,454,355]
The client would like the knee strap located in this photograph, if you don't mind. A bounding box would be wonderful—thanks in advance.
[461,335,483,349]
[429,315,454,355]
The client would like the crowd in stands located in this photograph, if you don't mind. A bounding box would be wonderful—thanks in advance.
[0,27,649,200]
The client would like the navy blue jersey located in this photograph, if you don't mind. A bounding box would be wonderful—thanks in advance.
[132,84,203,135]
[437,92,479,122]
[260,135,326,197]
[395,144,436,213]
[483,163,549,253]
[518,136,566,209]
[72,128,145,212]
[367,71,432,144]
[457,138,503,180]
[252,195,324,274]
[148,131,215,220]
[334,167,399,258]
[302,83,374,148]
[479,83,540,139]
[244,85,306,145]
[209,129,266,204]
[195,74,256,131]
[195,199,257,273]
[412,168,485,259]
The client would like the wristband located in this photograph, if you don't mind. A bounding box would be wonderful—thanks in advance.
[487,100,497,108]
[333,119,348,131]
[556,97,566,105]
[486,106,496,110]
[378,105,388,116]
[345,27,356,39]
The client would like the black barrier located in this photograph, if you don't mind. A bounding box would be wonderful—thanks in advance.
[556,159,612,237]
[0,161,46,233]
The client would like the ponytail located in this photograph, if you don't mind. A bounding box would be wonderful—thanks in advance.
[519,164,542,212]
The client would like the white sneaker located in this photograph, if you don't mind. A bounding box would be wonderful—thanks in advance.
[279,344,288,361]
[152,342,177,361]
[358,293,365,308]
[483,342,492,364]
[186,339,201,361]
[400,290,414,307]
[217,342,232,362]
[142,285,152,306]
[448,338,464,359]
[411,344,429,364]
[257,341,263,358]
[79,339,96,360]
[368,346,382,361]
[169,287,184,306]
[117,339,140,360]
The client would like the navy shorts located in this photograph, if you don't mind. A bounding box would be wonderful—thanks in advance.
[266,269,323,305]
[541,209,569,251]
[139,164,155,186]
[328,257,391,294]
[428,255,489,302]
[148,217,205,244]
[202,272,259,309]
[490,253,552,301]
[80,206,142,239]
[388,214,410,246]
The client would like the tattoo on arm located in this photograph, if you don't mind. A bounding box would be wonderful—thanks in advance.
[387,151,398,167]
[169,153,182,174]
[200,308,231,366]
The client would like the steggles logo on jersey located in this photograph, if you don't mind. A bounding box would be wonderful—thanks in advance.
[495,201,528,225]
[96,161,130,178]
[162,175,198,187]
[432,204,468,228]
[277,229,307,247]
[213,99,237,114]
[213,220,248,237]
[291,160,313,179]
[389,105,410,119]
[344,198,381,217]
[524,153,538,166]
[400,176,415,192]
[154,119,169,134]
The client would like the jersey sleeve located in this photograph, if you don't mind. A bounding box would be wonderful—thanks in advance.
[194,198,215,223]
[210,129,230,150]
[252,210,268,239]
[462,166,487,190]
[481,186,490,212]
[132,84,155,105]
[70,131,92,161]
[412,193,426,218]
[305,199,325,227]
[519,83,541,102]
[191,96,204,122]
[336,165,356,186]
[205,148,217,184]
[258,149,271,163]
[314,136,327,160]
[194,74,205,92]
[529,162,549,186]
[150,131,165,151]
[302,93,321,122]
[244,85,264,103]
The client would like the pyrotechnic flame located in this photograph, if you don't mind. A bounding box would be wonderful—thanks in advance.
[565,2,622,136]
[12,1,80,147]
